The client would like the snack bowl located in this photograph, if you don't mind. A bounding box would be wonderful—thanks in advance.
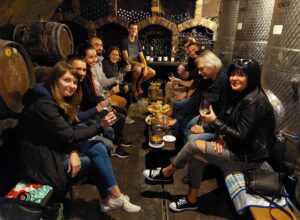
[150,135,163,145]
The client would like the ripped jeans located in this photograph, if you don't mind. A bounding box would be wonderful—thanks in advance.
[171,140,258,189]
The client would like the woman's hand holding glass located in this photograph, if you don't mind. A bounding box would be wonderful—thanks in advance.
[199,97,215,126]
[102,90,118,124]
[200,105,216,124]
[100,111,117,127]
[96,100,107,112]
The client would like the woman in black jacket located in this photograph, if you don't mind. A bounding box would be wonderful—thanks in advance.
[102,46,135,110]
[18,61,140,212]
[143,59,276,212]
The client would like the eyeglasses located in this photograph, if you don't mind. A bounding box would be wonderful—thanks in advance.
[233,59,253,69]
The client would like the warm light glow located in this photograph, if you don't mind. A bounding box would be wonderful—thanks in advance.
[4,47,12,57]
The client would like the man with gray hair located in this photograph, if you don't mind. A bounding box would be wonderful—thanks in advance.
[183,50,228,143]
[170,50,227,133]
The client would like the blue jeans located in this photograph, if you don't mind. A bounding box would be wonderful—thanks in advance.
[63,155,91,173]
[79,141,116,188]
[184,115,215,143]
[64,140,117,198]
[172,90,201,123]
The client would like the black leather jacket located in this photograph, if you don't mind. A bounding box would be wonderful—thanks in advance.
[211,88,276,162]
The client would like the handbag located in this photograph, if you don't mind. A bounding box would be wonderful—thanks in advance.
[0,198,43,220]
[244,169,286,198]
[244,169,293,220]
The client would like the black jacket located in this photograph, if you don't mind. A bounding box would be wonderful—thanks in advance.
[80,68,104,111]
[18,83,103,200]
[212,88,276,162]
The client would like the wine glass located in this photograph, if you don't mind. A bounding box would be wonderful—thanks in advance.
[199,97,210,126]
[181,56,189,67]
[167,72,174,81]
[102,90,112,111]
[115,68,125,85]
[102,90,119,123]
[119,68,125,77]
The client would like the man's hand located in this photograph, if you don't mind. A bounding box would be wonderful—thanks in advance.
[177,64,185,73]
[124,64,131,72]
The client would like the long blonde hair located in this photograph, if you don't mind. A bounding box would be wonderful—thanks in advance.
[45,61,82,124]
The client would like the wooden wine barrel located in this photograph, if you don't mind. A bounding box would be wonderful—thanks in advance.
[13,21,74,62]
[0,39,34,118]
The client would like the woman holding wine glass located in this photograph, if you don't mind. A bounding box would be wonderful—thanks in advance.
[78,45,132,158]
[143,58,276,212]
[18,61,141,212]
[103,46,135,113]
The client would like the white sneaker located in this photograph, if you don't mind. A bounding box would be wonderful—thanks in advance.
[125,116,135,124]
[99,196,130,212]
[107,194,141,213]
[99,200,113,212]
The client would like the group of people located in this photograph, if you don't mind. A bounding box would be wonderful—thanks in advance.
[17,20,277,216]
[17,21,157,214]
[144,47,276,212]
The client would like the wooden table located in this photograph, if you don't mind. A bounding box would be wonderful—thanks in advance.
[143,117,176,173]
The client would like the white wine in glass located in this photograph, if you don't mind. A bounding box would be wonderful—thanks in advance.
[168,72,174,81]
[199,98,210,115]
[116,68,125,84]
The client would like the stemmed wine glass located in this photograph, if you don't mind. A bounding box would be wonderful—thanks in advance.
[116,68,125,84]
[102,90,119,123]
[181,56,189,67]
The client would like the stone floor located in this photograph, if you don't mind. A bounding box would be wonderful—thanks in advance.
[63,99,252,220]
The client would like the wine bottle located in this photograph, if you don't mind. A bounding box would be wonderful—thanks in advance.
[149,46,154,62]
[171,46,176,62]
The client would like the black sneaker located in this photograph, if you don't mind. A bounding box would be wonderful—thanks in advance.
[111,147,129,159]
[120,139,133,148]
[143,167,172,183]
[169,196,199,212]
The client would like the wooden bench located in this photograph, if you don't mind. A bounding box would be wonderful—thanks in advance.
[250,206,297,220]
[224,171,298,220]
